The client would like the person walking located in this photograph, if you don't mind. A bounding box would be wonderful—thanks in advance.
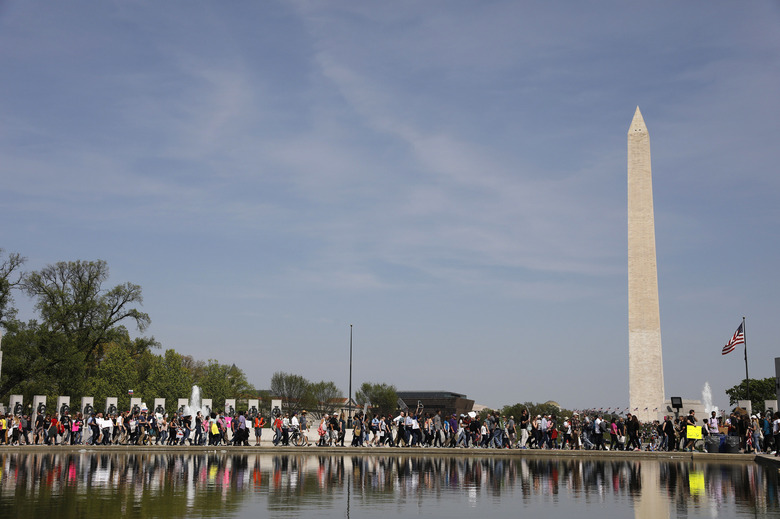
[393,412,406,447]
[683,410,698,452]
[254,414,266,446]
[519,410,530,449]
[627,414,642,451]
[432,411,443,447]
[609,418,621,451]
[272,413,283,446]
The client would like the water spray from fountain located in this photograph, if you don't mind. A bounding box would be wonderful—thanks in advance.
[181,385,212,418]
[702,381,718,416]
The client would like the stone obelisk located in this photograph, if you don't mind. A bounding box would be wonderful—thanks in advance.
[628,106,664,423]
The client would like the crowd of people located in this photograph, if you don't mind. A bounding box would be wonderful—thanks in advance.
[659,409,780,455]
[304,409,648,450]
[0,408,258,447]
[2,405,779,455]
[306,408,780,454]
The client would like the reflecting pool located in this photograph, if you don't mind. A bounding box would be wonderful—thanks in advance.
[1,452,777,518]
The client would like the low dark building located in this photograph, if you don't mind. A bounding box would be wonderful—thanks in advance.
[396,391,474,418]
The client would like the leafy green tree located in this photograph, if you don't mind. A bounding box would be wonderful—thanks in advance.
[140,349,194,413]
[85,343,140,412]
[725,377,777,413]
[22,259,152,368]
[0,320,88,398]
[1,323,155,401]
[0,254,259,413]
[1,259,158,399]
[0,260,154,397]
[355,382,397,416]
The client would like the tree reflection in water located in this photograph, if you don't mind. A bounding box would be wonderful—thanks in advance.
[0,453,777,518]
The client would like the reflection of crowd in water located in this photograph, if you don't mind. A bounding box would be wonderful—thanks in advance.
[0,452,777,516]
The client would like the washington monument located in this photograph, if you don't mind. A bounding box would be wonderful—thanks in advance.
[627,107,665,423]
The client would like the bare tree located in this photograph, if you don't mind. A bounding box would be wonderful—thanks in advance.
[0,249,25,327]
[270,371,313,414]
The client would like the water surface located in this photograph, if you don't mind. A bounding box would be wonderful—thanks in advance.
[1,452,776,518]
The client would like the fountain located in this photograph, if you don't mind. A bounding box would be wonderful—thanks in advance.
[181,385,212,418]
[702,382,718,416]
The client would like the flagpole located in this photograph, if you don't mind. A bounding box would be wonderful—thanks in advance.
[348,324,353,426]
[743,316,750,403]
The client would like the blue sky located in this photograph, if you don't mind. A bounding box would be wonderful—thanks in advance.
[1,1,779,412]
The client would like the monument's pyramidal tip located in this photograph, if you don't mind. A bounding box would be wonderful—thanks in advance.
[629,106,647,133]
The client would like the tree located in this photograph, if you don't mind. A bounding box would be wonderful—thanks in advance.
[22,260,151,367]
[141,349,194,414]
[355,382,397,416]
[501,402,573,422]
[725,377,777,413]
[0,320,90,398]
[270,371,314,413]
[195,360,253,411]
[0,249,25,327]
[0,322,64,398]
[85,343,140,413]
[0,259,156,398]
[308,380,343,418]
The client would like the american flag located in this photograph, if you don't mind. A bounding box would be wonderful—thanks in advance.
[722,323,745,355]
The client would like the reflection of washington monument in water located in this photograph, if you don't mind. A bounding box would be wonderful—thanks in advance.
[635,461,670,519]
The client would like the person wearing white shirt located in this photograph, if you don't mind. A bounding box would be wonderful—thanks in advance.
[282,414,291,446]
[405,414,414,446]
[707,412,719,435]
[290,412,300,445]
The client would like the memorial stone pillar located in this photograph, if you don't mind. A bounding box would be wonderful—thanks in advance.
[105,397,118,415]
[9,394,23,416]
[81,396,95,415]
[32,395,47,416]
[57,396,71,416]
[271,399,282,419]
